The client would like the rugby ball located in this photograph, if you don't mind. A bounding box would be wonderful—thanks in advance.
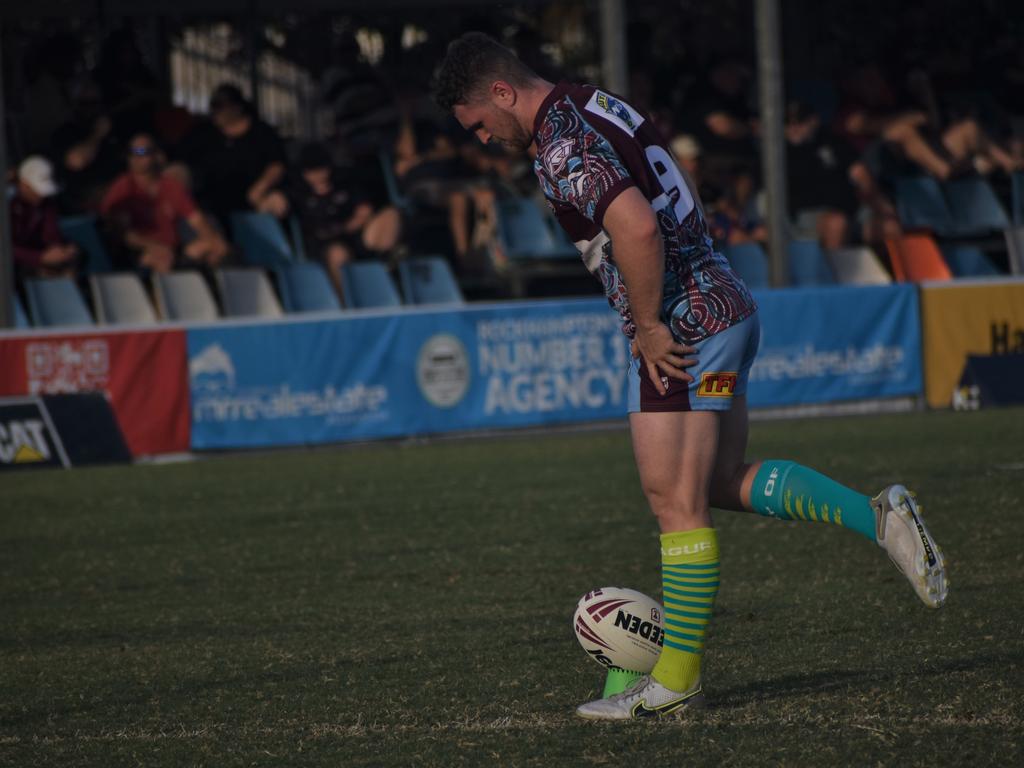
[573,587,664,673]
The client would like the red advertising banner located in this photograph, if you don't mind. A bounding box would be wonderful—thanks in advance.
[0,330,189,456]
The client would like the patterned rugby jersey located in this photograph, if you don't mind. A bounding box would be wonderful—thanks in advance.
[532,81,757,343]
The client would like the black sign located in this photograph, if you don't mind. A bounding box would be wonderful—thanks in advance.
[0,400,67,470]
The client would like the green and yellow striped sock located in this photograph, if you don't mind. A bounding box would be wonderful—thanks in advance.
[650,527,719,692]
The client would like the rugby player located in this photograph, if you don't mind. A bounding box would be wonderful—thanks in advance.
[435,32,947,721]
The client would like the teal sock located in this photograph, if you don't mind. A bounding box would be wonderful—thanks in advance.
[750,460,877,542]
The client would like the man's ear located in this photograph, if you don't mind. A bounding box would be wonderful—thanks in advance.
[490,80,518,108]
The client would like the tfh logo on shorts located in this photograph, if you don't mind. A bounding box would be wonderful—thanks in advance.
[697,371,737,398]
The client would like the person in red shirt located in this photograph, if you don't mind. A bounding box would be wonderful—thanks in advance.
[100,132,229,272]
[9,156,79,278]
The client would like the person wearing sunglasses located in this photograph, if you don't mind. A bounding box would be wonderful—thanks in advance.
[100,133,230,273]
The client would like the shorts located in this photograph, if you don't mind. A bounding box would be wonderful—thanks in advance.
[627,312,760,413]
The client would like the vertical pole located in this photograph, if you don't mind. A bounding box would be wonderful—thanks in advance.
[755,0,789,287]
[599,0,628,97]
[0,20,16,328]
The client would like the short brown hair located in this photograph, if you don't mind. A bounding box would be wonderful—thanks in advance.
[434,32,537,111]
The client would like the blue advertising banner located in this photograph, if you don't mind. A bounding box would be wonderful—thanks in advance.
[747,284,922,407]
[187,299,630,449]
[187,286,923,450]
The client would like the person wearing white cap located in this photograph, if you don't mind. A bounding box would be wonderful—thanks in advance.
[9,156,79,278]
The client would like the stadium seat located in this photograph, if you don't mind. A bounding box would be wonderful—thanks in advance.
[377,150,414,213]
[275,262,341,313]
[216,268,284,318]
[152,271,220,322]
[398,256,464,305]
[944,177,1010,235]
[287,215,309,262]
[58,214,113,273]
[723,242,770,289]
[826,246,892,285]
[89,273,158,325]
[230,211,295,267]
[893,176,955,234]
[1011,171,1024,226]
[941,245,1000,278]
[884,233,953,282]
[340,261,402,309]
[24,277,94,327]
[1004,226,1024,275]
[787,238,835,286]
[496,197,577,260]
[12,292,30,329]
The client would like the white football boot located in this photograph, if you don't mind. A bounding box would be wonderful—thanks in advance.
[575,674,704,720]
[871,484,948,608]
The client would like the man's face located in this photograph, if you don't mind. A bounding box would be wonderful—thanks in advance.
[454,97,532,153]
[128,136,159,174]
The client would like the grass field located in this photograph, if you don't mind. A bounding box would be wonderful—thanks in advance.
[2,408,1023,767]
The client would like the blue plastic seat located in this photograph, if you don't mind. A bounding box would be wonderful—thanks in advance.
[230,211,295,267]
[1012,171,1024,226]
[941,245,1001,277]
[497,197,577,260]
[11,293,30,328]
[24,277,94,327]
[944,177,1010,235]
[787,239,835,286]
[398,257,464,305]
[275,263,341,312]
[893,176,955,234]
[58,214,113,273]
[723,242,770,289]
[340,261,402,309]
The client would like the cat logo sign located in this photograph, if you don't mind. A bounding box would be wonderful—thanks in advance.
[0,419,51,464]
[697,372,738,398]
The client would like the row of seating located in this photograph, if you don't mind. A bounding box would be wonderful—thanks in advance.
[721,231,1017,289]
[893,174,1023,236]
[11,257,463,328]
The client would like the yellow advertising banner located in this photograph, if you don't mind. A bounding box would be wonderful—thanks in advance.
[920,278,1024,408]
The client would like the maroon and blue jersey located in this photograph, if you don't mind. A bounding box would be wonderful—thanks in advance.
[532,81,757,343]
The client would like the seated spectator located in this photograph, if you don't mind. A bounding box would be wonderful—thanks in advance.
[706,169,768,247]
[178,83,288,226]
[100,133,229,273]
[394,114,496,273]
[836,63,1020,181]
[9,156,79,278]
[786,102,901,250]
[291,143,403,299]
[49,78,122,213]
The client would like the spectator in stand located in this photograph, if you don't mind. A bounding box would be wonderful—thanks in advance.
[100,133,229,273]
[290,142,403,300]
[178,84,289,227]
[786,101,900,250]
[681,57,759,177]
[9,156,79,279]
[836,63,1020,182]
[394,113,497,274]
[50,78,123,213]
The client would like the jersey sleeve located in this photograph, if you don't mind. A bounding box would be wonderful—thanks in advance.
[536,123,635,227]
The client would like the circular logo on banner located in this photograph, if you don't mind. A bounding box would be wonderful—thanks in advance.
[417,334,470,408]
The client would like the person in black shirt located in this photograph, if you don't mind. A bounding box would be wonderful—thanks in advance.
[179,84,289,227]
[49,79,123,214]
[290,143,402,300]
[785,102,900,250]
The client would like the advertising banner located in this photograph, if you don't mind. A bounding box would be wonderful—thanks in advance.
[920,278,1024,408]
[0,330,190,456]
[187,300,630,449]
[187,287,923,451]
[747,284,923,408]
